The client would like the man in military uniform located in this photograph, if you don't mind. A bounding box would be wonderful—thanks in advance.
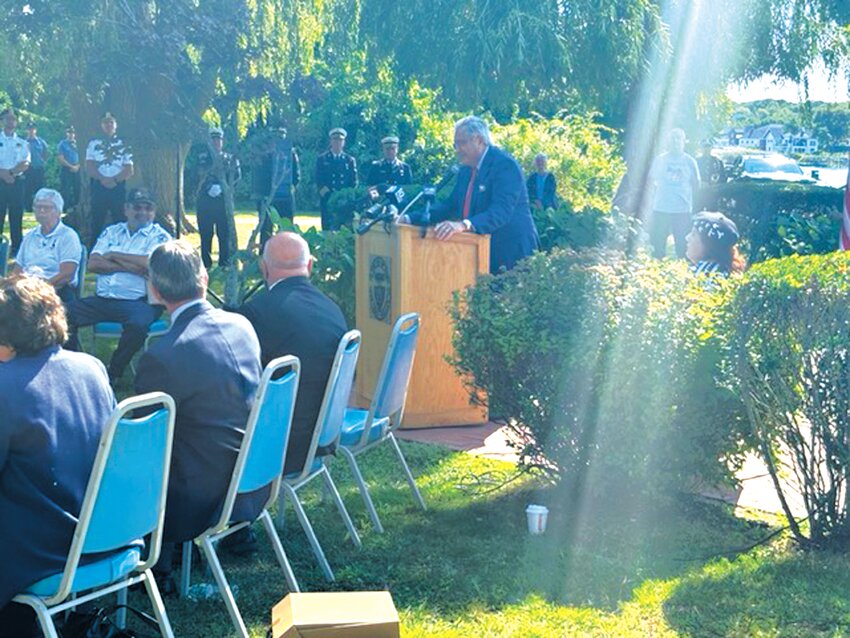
[196,127,241,268]
[366,136,412,194]
[253,125,300,244]
[85,112,134,242]
[0,108,31,254]
[315,127,357,230]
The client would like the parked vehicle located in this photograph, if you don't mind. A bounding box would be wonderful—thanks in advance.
[736,153,816,184]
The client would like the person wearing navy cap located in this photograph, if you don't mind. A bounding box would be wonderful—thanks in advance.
[315,127,357,230]
[686,211,745,275]
[196,126,241,268]
[366,136,412,193]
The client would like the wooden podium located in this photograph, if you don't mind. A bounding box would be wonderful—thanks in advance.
[355,223,489,428]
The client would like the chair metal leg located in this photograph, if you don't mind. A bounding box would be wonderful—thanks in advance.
[116,586,128,628]
[179,541,193,598]
[320,467,362,548]
[200,537,249,638]
[259,510,301,592]
[142,569,176,638]
[281,483,335,582]
[24,597,60,638]
[340,447,384,533]
[389,433,427,510]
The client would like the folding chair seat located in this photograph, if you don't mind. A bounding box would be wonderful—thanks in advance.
[13,392,177,638]
[337,312,426,534]
[178,356,301,638]
[277,330,363,582]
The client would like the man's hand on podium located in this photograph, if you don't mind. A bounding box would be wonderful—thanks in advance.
[435,220,470,240]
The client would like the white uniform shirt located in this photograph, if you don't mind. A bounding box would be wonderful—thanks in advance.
[0,131,31,171]
[92,222,171,299]
[85,136,133,178]
[15,221,82,287]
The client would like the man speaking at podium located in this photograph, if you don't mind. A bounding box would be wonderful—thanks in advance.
[429,116,538,274]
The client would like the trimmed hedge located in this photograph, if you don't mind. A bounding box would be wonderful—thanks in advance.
[450,249,749,498]
[698,181,843,262]
[451,247,850,546]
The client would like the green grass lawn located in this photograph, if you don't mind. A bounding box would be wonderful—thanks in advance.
[113,440,850,637]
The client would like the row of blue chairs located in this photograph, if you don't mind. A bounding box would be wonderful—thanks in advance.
[14,312,425,638]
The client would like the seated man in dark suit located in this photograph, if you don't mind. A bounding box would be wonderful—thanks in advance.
[429,115,539,273]
[134,240,264,581]
[235,231,347,474]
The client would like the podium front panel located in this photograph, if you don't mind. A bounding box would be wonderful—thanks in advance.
[355,224,488,428]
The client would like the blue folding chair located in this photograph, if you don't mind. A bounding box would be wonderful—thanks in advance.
[337,312,426,533]
[13,392,177,638]
[0,235,9,277]
[278,330,363,582]
[178,356,301,638]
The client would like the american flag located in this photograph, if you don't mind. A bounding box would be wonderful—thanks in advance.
[842,158,850,250]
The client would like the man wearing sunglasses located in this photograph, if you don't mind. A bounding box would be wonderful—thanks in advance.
[65,187,172,382]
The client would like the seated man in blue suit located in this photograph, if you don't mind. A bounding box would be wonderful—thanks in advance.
[429,115,539,273]
[134,240,264,586]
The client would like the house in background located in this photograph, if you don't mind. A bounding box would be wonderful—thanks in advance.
[727,124,819,154]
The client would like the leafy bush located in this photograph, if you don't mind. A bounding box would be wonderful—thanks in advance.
[450,249,748,498]
[721,252,850,548]
[303,225,356,326]
[699,181,843,262]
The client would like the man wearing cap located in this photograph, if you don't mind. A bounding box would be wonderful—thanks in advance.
[11,188,82,303]
[86,112,134,241]
[366,136,412,193]
[315,127,357,230]
[196,127,241,268]
[57,126,81,211]
[24,122,48,212]
[253,124,300,243]
[65,187,172,382]
[0,108,31,254]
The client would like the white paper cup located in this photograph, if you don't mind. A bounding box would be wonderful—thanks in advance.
[526,504,549,535]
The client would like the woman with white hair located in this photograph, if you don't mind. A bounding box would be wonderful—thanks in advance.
[11,187,82,302]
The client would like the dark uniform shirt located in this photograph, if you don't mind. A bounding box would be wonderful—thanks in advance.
[315,151,357,194]
[197,149,241,198]
[366,158,412,189]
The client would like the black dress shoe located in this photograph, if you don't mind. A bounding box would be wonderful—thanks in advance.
[220,527,259,557]
[152,572,177,597]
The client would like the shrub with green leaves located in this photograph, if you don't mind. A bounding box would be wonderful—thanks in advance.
[698,181,843,262]
[721,252,850,548]
[450,248,748,497]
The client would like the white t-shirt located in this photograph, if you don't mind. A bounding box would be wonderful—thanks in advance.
[85,136,133,178]
[650,152,700,214]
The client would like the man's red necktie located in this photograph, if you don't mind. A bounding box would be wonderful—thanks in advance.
[462,167,478,219]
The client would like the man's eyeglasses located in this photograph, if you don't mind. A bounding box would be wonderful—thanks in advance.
[132,203,154,211]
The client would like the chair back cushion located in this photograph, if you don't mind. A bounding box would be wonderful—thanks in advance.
[239,361,299,493]
[373,314,420,420]
[82,407,172,554]
[317,331,361,449]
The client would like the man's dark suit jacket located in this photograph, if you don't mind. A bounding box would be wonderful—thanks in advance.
[237,276,347,474]
[134,300,264,543]
[431,145,539,273]
[526,171,557,210]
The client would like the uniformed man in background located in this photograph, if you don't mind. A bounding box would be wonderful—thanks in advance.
[367,136,412,194]
[85,112,134,242]
[57,126,81,212]
[315,127,357,230]
[0,107,31,254]
[196,126,241,268]
[253,124,300,244]
[24,122,48,211]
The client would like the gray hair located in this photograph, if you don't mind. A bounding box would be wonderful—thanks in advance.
[148,240,205,303]
[535,152,547,161]
[455,116,491,145]
[33,188,64,213]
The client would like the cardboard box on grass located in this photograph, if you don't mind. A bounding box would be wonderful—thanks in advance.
[272,591,400,638]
